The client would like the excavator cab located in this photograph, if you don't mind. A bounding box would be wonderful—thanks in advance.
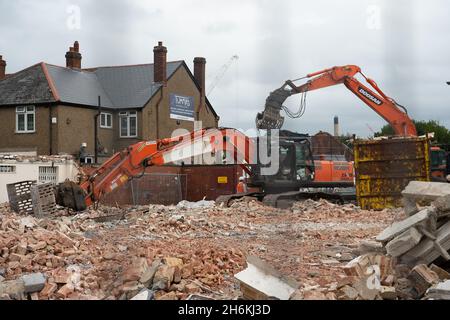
[249,134,315,193]
[431,147,448,181]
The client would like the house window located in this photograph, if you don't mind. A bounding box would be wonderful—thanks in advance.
[39,166,58,184]
[100,112,113,129]
[16,106,35,133]
[0,165,16,173]
[119,111,137,138]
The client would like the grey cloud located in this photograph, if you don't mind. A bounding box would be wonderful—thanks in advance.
[1,0,449,137]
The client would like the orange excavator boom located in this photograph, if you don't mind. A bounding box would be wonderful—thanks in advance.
[256,65,417,136]
[58,128,255,211]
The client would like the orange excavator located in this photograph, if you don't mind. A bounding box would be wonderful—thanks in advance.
[255,65,418,187]
[57,128,255,211]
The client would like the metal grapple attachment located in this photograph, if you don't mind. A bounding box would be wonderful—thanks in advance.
[56,181,87,212]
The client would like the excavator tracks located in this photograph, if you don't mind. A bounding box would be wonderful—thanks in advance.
[217,189,356,209]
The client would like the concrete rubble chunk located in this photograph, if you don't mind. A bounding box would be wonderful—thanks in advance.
[403,198,420,217]
[402,181,450,203]
[425,280,450,300]
[433,195,450,216]
[358,240,386,255]
[401,220,450,266]
[131,289,154,300]
[385,227,423,257]
[235,256,299,300]
[376,208,433,243]
[22,273,46,293]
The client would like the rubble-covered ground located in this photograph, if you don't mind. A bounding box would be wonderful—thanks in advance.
[0,199,404,300]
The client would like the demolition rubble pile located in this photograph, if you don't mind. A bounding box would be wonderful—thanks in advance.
[0,197,395,300]
[299,181,450,301]
[0,203,248,300]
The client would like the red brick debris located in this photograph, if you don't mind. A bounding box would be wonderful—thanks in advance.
[0,199,404,300]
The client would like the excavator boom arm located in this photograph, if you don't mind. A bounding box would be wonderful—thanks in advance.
[256,65,417,136]
[60,128,255,211]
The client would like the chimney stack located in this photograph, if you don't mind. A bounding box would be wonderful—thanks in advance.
[194,57,206,98]
[0,55,6,80]
[334,116,340,137]
[153,41,167,84]
[65,41,82,69]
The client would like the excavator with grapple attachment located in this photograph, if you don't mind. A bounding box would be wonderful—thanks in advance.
[256,65,417,135]
[218,65,421,207]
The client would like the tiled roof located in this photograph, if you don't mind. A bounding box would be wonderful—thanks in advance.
[0,63,56,105]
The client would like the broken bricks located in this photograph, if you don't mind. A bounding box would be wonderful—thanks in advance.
[408,264,440,297]
[121,257,149,282]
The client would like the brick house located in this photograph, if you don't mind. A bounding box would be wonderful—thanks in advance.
[0,41,219,160]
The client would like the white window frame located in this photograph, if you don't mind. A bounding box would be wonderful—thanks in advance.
[16,106,36,133]
[100,112,113,129]
[119,111,138,138]
[0,165,16,174]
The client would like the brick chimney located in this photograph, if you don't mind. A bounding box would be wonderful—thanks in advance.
[194,57,206,98]
[65,41,82,69]
[153,41,167,84]
[0,55,6,80]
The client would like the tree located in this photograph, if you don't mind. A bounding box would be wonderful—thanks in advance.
[375,120,450,146]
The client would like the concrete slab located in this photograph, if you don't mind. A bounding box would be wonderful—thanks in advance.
[426,280,450,300]
[433,195,450,216]
[402,181,450,203]
[376,208,433,243]
[386,227,423,257]
[401,220,450,265]
[131,289,154,300]
[234,256,299,300]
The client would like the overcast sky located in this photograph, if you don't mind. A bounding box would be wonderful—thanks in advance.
[1,0,449,137]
